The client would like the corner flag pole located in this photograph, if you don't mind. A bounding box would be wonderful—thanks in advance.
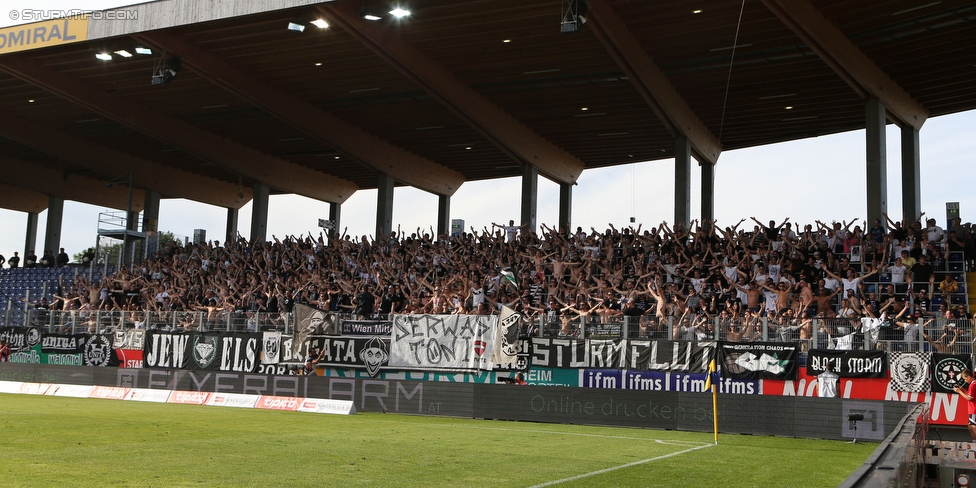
[704,358,719,444]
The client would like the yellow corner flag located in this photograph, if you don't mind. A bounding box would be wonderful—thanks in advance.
[703,359,716,390]
[705,358,719,444]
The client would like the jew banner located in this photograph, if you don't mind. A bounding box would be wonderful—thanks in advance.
[188,332,260,373]
[627,340,715,373]
[528,338,626,369]
[888,352,931,392]
[143,331,191,368]
[805,349,888,378]
[390,314,496,371]
[931,353,972,393]
[718,342,799,380]
[143,331,260,372]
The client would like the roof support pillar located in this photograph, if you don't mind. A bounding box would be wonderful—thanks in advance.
[521,165,538,237]
[675,136,692,226]
[250,183,269,244]
[376,173,394,239]
[701,162,715,223]
[143,190,160,259]
[225,207,239,249]
[901,126,921,224]
[437,195,450,239]
[559,182,573,234]
[866,97,888,226]
[43,196,63,258]
[24,211,38,263]
[329,203,341,241]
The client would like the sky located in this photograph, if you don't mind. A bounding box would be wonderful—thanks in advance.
[2,1,975,260]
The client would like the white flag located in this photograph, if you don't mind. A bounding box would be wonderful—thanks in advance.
[492,306,521,365]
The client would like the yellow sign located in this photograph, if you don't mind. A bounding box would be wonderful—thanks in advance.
[0,18,89,55]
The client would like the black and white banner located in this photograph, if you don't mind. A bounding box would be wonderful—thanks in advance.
[114,330,145,350]
[143,331,260,372]
[293,303,334,355]
[889,352,931,392]
[0,327,41,352]
[189,332,260,373]
[627,340,715,373]
[529,338,627,369]
[931,353,972,393]
[718,342,799,380]
[390,314,496,371]
[83,334,116,367]
[41,333,87,354]
[492,306,521,365]
[312,336,391,377]
[805,349,887,378]
[340,320,392,336]
[262,332,281,364]
[143,331,191,369]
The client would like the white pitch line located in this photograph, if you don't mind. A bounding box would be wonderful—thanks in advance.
[367,417,711,444]
[527,443,715,488]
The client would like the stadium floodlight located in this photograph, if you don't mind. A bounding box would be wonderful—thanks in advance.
[95,53,112,61]
[135,47,152,55]
[363,13,382,20]
[287,22,306,32]
[311,19,329,29]
[114,50,132,58]
[389,7,411,18]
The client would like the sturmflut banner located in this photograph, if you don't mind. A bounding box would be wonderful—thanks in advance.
[529,338,627,369]
[627,340,715,373]
[390,314,496,371]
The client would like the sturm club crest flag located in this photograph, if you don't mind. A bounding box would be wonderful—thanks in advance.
[888,352,931,392]
[262,331,281,364]
[931,353,972,393]
[492,306,521,365]
[718,342,799,380]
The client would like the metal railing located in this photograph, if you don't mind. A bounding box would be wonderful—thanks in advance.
[5,309,972,354]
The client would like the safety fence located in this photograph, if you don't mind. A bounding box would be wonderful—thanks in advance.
[6,309,972,354]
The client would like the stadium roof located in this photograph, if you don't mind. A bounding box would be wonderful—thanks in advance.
[0,0,973,210]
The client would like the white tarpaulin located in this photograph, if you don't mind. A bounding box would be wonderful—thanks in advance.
[390,314,497,371]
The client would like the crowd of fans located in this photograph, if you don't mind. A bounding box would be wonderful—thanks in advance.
[13,213,976,345]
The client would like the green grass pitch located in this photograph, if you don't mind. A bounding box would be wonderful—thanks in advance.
[0,394,875,487]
